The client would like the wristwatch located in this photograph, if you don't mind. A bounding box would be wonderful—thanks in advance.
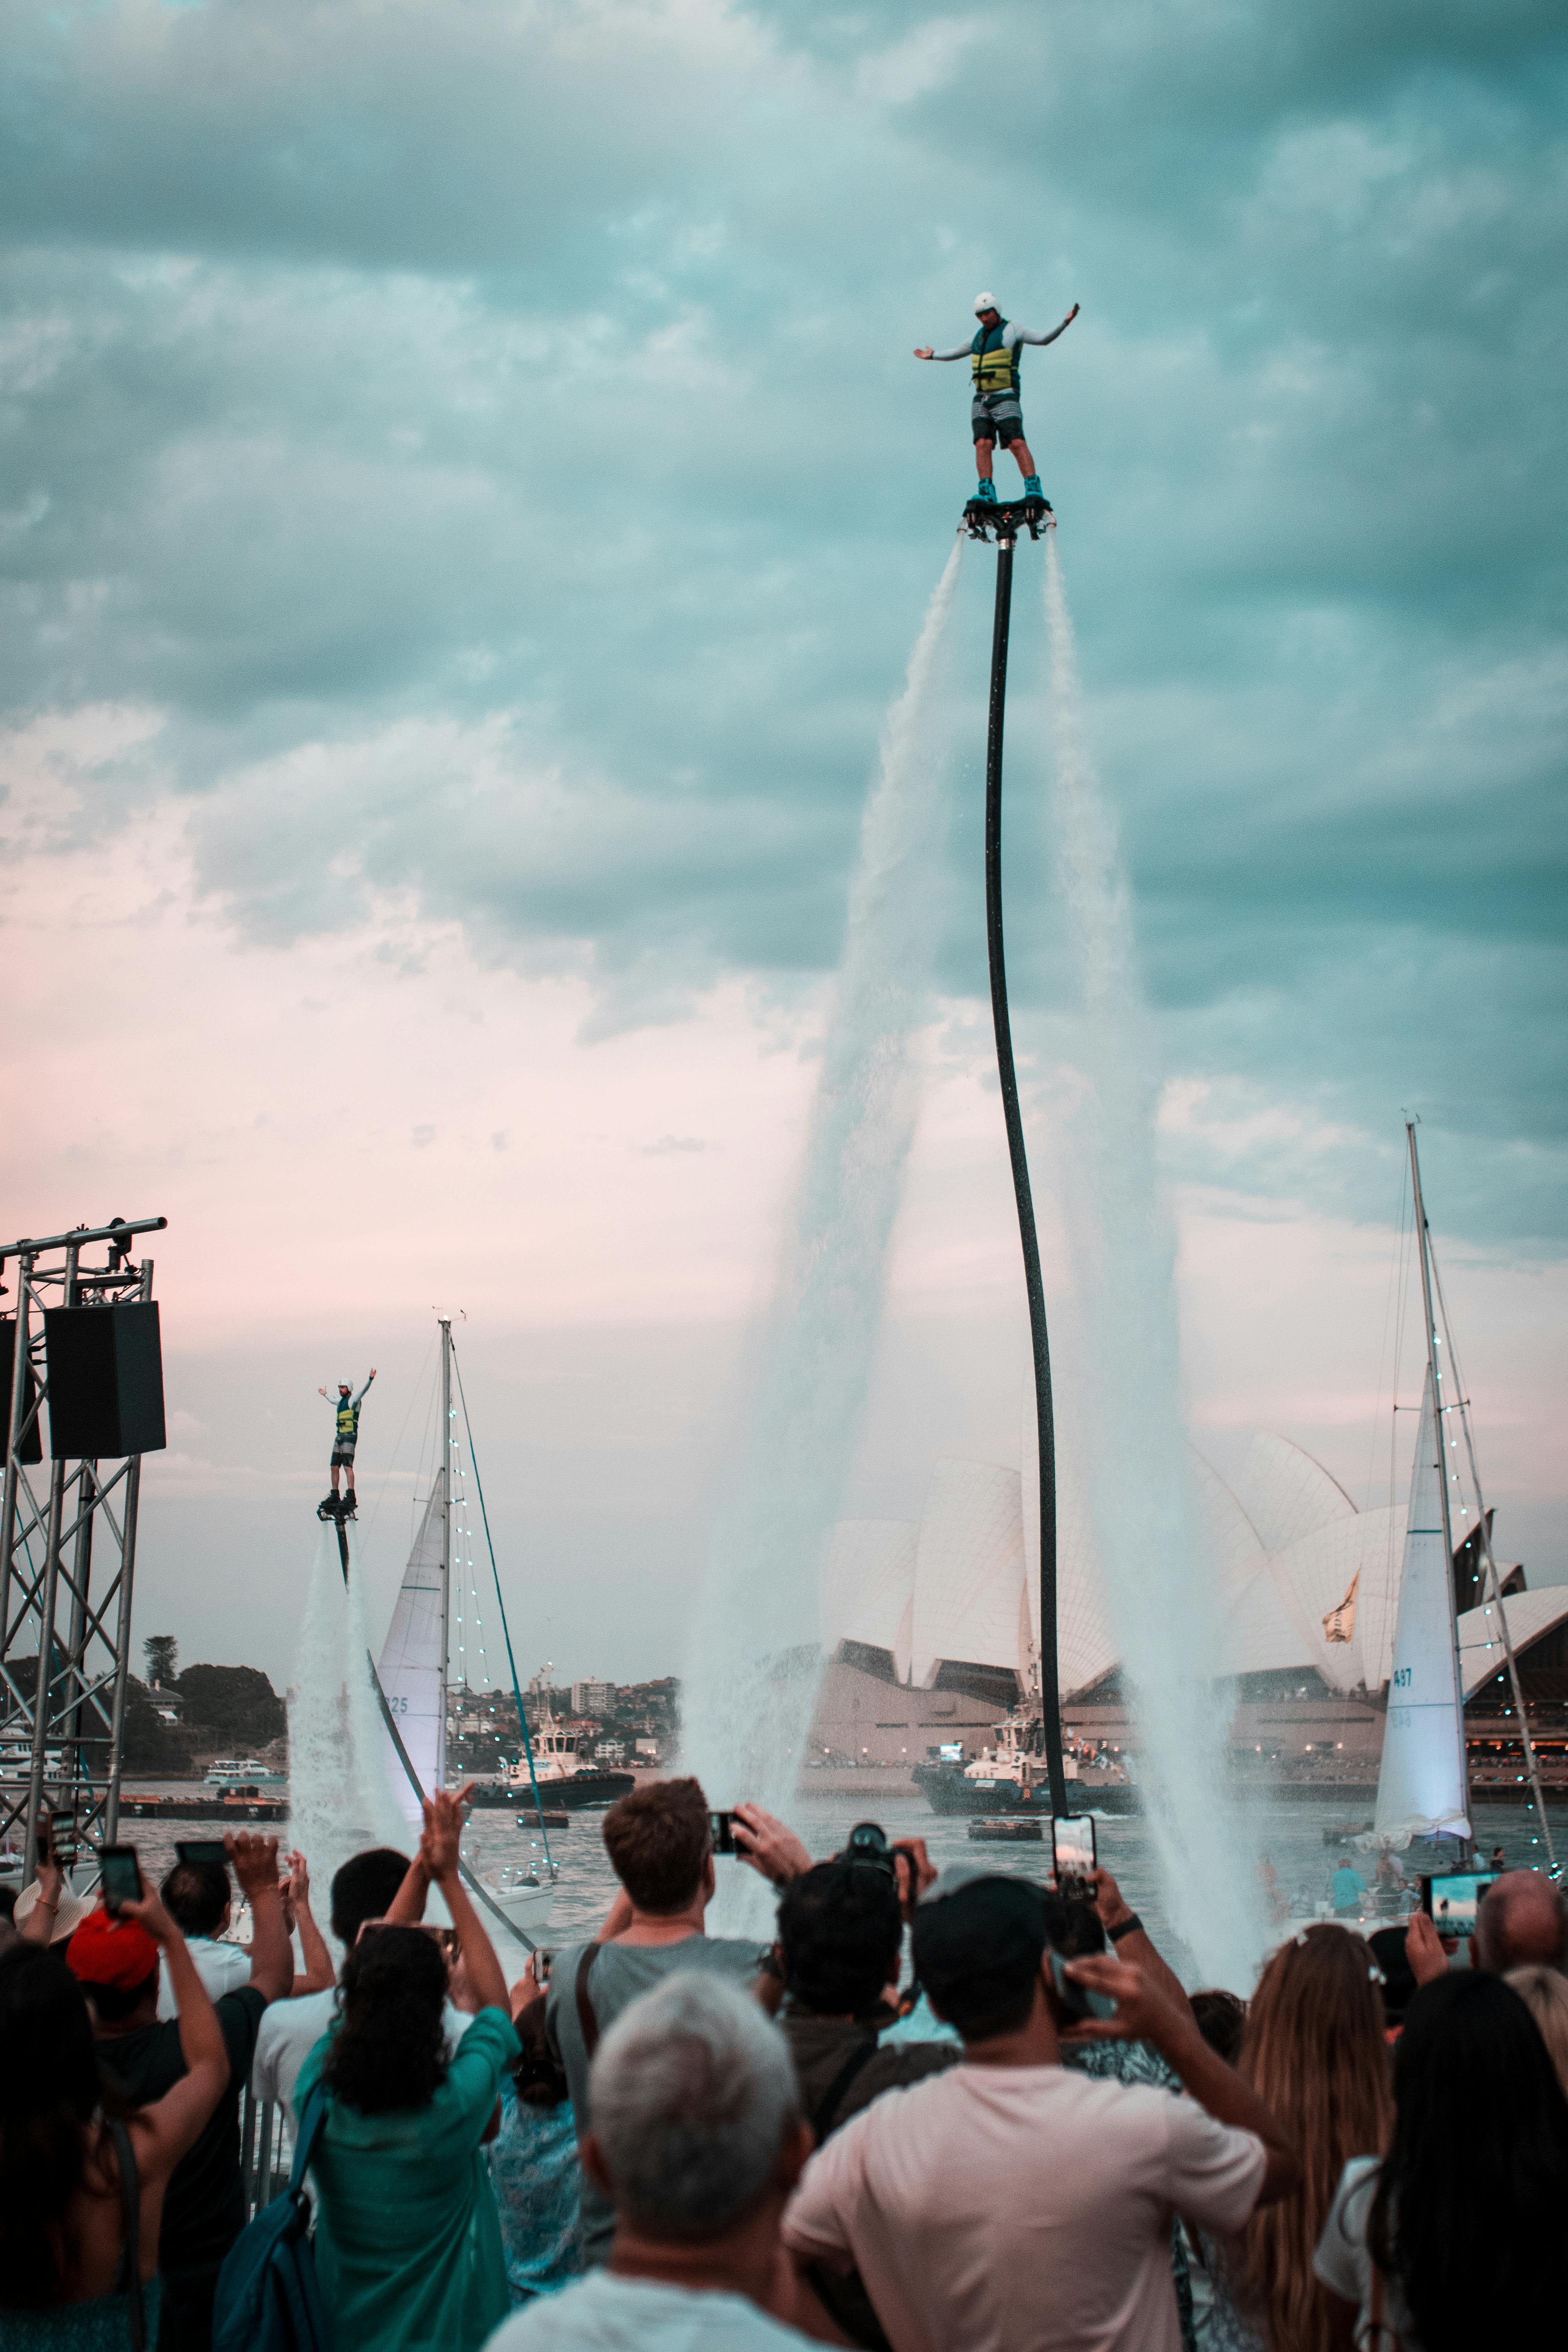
[1107,1913,1142,1944]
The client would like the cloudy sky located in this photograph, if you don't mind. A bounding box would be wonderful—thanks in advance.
[4,0,1564,1688]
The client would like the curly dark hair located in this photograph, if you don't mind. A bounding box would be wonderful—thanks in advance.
[0,1944,132,2309]
[321,1927,450,2114]
[779,1862,902,2018]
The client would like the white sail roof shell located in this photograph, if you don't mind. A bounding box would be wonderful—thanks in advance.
[1231,1432,1357,1556]
[819,1520,917,1683]
[1458,1589,1568,1702]
[909,1458,1025,1689]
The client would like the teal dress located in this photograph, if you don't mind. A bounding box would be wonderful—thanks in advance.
[294,2006,521,2352]
[0,2279,162,2351]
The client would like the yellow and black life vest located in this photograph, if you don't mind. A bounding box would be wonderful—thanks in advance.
[971,321,1020,399]
[336,1396,359,1438]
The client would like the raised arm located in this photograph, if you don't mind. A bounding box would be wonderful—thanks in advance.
[913,341,970,361]
[1065,1955,1299,2207]
[19,1820,67,1944]
[284,1849,335,1996]
[229,1831,291,2004]
[1086,1865,1191,2018]
[1009,304,1079,347]
[119,1890,230,2183]
[353,1368,377,1406]
[421,1785,509,2015]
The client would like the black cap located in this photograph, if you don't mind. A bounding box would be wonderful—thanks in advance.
[911,1869,1049,2003]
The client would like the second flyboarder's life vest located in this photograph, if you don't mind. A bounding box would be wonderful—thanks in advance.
[971,321,1020,398]
[336,1395,361,1439]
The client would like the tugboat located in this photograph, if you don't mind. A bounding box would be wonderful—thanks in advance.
[468,1693,635,1812]
[913,1699,1139,1818]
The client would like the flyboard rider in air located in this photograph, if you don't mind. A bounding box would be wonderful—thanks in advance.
[915,292,1079,512]
[317,1368,375,1521]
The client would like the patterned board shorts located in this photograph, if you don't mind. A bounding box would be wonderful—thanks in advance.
[972,395,1025,446]
[330,1439,357,1466]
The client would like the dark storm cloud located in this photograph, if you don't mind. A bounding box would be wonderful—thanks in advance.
[2,0,1564,1238]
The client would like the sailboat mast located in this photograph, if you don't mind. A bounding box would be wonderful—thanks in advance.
[1405,1121,1467,1804]
[439,1314,452,1790]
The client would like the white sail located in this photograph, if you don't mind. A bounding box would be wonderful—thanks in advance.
[1373,1368,1470,1843]
[377,1487,447,1825]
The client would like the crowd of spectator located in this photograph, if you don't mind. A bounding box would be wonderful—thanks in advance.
[4,1779,1567,2352]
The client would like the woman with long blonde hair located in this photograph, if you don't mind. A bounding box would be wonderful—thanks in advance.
[1209,1924,1393,2352]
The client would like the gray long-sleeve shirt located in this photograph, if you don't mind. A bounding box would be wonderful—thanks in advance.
[929,315,1074,363]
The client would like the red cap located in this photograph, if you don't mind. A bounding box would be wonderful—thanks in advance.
[65,1907,160,1991]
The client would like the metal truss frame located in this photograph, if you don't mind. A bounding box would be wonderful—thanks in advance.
[1,1216,166,1878]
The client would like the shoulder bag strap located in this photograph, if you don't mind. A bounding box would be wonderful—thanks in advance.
[288,2084,328,2194]
[574,1942,601,2061]
[106,2120,145,2352]
[809,2034,879,2144]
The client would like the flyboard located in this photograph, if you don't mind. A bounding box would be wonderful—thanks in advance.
[961,491,1054,542]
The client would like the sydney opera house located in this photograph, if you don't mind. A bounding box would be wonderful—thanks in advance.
[809,1398,1568,1768]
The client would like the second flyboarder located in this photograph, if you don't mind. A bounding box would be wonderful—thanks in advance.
[915,291,1079,508]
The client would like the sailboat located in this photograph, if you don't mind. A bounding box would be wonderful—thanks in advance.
[374,1317,558,1946]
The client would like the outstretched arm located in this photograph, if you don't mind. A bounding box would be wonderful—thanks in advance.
[1083,1866,1190,2018]
[1065,1955,1298,2207]
[914,342,970,361]
[1009,305,1079,348]
[421,1785,509,2014]
[352,1368,377,1406]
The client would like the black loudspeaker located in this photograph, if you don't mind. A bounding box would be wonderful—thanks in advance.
[0,1319,44,1464]
[44,1303,167,1459]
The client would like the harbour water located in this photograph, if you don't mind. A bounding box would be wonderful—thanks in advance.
[109,1779,1564,1988]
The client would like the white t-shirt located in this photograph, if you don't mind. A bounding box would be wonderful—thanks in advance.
[250,1986,475,2108]
[1313,2156,1423,2352]
[782,2061,1266,2352]
[156,1936,254,2019]
[485,2271,814,2351]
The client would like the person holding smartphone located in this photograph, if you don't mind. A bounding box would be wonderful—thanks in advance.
[14,1814,95,1946]
[292,1786,521,2352]
[0,1871,231,2341]
[74,1831,292,2352]
[782,1869,1298,2352]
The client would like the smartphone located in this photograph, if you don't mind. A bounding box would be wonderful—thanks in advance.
[709,1810,736,1857]
[176,1840,229,1869]
[1419,1871,1497,1938]
[534,1949,553,1987]
[1053,1815,1097,1890]
[100,1846,143,1915]
[1046,1945,1117,2022]
[49,1811,78,1869]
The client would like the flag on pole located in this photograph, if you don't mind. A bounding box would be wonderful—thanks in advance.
[1323,1574,1358,1645]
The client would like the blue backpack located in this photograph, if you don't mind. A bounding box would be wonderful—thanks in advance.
[212,2087,334,2352]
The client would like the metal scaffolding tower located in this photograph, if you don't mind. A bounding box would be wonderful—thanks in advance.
[1,1216,167,1877]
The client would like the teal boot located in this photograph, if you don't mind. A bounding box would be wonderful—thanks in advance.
[1022,474,1044,498]
[974,478,998,504]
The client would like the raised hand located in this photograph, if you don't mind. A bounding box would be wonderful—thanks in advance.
[1405,1908,1452,1987]
[118,1886,180,1945]
[419,1784,474,1884]
[891,1837,936,1918]
[1061,1953,1183,2046]
[225,1829,281,1899]
[732,1803,813,1887]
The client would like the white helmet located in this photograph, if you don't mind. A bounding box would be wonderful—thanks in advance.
[973,291,1000,316]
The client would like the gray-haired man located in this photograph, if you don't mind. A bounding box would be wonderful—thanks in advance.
[488,1975,821,2350]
